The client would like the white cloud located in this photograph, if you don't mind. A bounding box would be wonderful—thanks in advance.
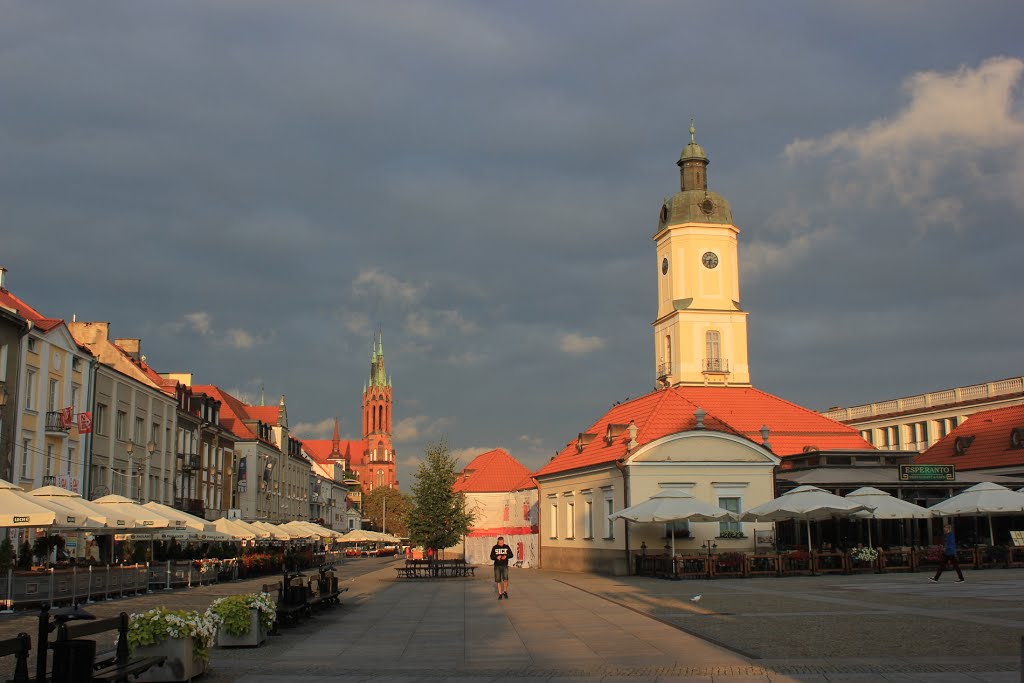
[293,417,336,439]
[404,311,433,338]
[443,351,483,365]
[225,328,255,350]
[184,311,211,335]
[741,225,837,283]
[785,57,1024,228]
[393,415,452,443]
[559,332,606,354]
[344,311,371,336]
[438,310,479,334]
[352,268,423,305]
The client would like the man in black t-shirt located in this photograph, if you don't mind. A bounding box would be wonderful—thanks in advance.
[489,536,512,599]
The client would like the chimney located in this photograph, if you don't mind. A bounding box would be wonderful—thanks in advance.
[68,321,109,344]
[0,267,6,290]
[115,338,141,360]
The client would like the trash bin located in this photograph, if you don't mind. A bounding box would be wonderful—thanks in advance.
[51,639,96,683]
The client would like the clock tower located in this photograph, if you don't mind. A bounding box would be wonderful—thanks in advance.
[652,123,751,388]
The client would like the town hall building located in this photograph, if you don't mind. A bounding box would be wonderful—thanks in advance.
[534,126,873,575]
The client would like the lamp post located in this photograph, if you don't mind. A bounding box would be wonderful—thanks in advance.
[125,440,157,502]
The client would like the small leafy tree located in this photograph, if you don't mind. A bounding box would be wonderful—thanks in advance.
[0,538,14,570]
[406,440,474,554]
[17,541,32,569]
[363,486,412,537]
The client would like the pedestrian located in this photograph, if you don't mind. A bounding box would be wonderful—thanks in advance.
[929,524,965,583]
[490,536,513,599]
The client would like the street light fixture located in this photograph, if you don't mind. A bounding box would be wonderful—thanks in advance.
[125,439,157,502]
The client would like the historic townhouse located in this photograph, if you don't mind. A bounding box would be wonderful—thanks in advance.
[159,376,238,520]
[0,271,93,492]
[68,323,177,502]
[194,386,307,522]
[304,420,362,531]
[0,288,29,483]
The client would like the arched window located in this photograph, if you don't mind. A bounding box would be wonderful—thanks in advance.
[376,469,384,487]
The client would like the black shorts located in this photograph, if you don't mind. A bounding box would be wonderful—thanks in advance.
[494,564,509,582]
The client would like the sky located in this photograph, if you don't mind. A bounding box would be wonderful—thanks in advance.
[3,2,1023,477]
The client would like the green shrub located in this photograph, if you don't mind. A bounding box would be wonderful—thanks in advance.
[209,593,276,636]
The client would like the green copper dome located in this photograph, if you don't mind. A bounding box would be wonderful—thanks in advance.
[655,120,733,231]
[657,191,733,231]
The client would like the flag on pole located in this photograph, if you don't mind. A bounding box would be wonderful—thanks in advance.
[77,412,93,434]
[59,406,74,429]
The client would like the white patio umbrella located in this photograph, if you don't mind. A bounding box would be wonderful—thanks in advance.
[230,519,271,540]
[929,482,1024,545]
[143,502,209,532]
[338,528,382,543]
[250,521,293,541]
[211,517,256,541]
[91,495,175,530]
[0,479,57,527]
[846,487,932,547]
[15,487,102,530]
[742,485,872,552]
[29,486,138,529]
[608,488,739,560]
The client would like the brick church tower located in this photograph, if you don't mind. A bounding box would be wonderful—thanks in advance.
[361,334,397,489]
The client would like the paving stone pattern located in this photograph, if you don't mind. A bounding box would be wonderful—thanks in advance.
[0,559,1019,681]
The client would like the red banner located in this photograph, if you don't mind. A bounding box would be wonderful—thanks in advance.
[59,406,74,429]
[77,412,93,434]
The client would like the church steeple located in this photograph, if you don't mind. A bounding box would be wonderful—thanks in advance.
[360,332,396,489]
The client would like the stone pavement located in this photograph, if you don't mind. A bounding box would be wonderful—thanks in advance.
[2,559,1021,681]
[212,563,1022,682]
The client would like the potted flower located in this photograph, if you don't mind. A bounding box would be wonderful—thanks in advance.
[210,592,276,647]
[128,607,221,681]
[849,546,878,571]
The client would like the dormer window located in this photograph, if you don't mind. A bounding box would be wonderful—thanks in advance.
[953,435,975,456]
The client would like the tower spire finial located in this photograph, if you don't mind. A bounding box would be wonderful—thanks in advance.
[689,118,696,143]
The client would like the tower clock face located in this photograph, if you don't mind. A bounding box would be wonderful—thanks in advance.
[701,251,719,269]
[661,257,669,275]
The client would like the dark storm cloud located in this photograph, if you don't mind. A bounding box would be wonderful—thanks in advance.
[3,1,1023,472]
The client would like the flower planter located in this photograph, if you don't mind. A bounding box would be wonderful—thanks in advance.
[133,636,207,682]
[216,608,266,648]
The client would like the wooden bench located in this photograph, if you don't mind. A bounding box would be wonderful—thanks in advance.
[263,578,311,629]
[395,560,476,579]
[0,632,31,683]
[55,612,166,683]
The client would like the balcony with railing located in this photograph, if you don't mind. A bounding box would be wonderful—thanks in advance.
[45,412,70,434]
[703,358,729,374]
[656,362,673,382]
[178,453,201,471]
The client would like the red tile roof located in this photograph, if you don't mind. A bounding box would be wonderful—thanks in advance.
[915,404,1024,471]
[535,385,872,477]
[0,288,63,332]
[454,449,536,493]
[247,406,280,425]
[304,439,368,466]
[192,385,260,442]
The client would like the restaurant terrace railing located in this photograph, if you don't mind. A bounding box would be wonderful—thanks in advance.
[634,546,1024,579]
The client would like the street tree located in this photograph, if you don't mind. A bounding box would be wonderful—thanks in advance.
[407,439,475,553]
[362,486,411,537]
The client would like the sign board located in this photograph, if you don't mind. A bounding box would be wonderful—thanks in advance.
[899,464,955,481]
[754,529,775,549]
[1010,531,1024,547]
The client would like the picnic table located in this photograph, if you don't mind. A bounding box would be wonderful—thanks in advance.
[395,559,476,579]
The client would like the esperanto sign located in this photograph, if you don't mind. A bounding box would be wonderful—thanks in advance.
[899,464,955,481]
